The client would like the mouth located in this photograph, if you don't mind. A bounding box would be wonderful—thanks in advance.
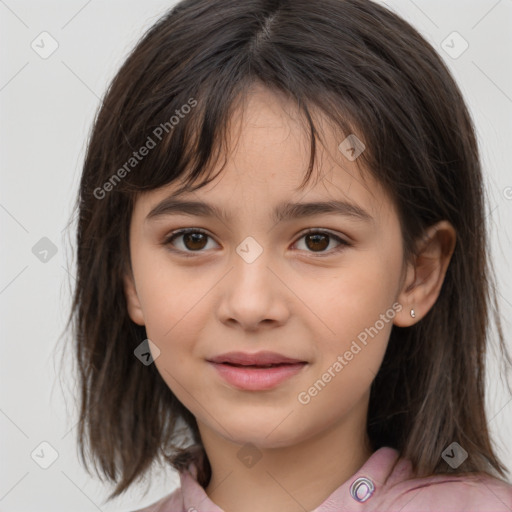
[207,350,308,367]
[208,360,308,390]
[219,362,300,368]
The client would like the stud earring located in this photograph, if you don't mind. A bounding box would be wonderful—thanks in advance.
[410,309,416,318]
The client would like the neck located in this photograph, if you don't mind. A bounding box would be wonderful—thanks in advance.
[200,398,373,512]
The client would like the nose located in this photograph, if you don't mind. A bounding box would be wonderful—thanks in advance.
[215,240,291,332]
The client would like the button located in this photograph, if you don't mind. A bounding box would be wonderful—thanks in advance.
[349,476,375,502]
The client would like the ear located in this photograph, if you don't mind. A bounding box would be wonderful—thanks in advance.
[393,220,456,327]
[123,270,145,326]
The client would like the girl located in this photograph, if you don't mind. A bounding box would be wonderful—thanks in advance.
[66,0,512,510]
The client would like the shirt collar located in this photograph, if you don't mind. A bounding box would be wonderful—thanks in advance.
[179,446,404,511]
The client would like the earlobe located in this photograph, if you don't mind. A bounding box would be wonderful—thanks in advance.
[123,271,145,326]
[393,220,456,327]
[393,260,417,327]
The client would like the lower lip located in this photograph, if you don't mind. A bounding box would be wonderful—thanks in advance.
[208,362,307,390]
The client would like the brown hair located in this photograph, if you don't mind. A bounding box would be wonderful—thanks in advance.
[62,0,512,501]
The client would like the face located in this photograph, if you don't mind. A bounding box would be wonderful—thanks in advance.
[124,84,408,451]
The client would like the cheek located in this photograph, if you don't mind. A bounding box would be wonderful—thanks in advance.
[133,254,213,376]
[303,251,401,330]
[132,246,203,337]
[298,252,400,377]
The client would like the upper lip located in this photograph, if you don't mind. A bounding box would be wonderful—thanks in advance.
[207,351,307,366]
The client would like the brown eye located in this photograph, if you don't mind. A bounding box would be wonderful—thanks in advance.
[163,228,350,257]
[163,228,218,254]
[304,233,329,252]
[293,229,349,255]
[182,232,208,250]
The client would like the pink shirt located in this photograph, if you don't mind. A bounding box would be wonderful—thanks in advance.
[133,447,512,511]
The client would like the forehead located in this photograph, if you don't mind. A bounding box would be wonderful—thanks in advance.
[134,85,395,226]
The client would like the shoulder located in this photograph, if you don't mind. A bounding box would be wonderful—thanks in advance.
[376,472,512,512]
[128,463,213,512]
[129,487,184,512]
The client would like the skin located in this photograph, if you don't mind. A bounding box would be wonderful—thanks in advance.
[124,83,456,512]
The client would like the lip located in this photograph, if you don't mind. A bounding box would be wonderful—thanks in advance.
[207,351,309,391]
[208,361,307,390]
[207,350,307,366]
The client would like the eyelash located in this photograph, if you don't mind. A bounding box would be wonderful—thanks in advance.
[162,228,351,258]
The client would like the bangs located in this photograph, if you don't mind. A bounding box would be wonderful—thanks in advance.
[110,77,371,205]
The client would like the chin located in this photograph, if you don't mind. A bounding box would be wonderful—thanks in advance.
[218,421,308,450]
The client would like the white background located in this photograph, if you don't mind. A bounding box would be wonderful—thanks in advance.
[0,1,511,511]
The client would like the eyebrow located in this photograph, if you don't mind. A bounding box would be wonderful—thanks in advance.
[146,196,373,225]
